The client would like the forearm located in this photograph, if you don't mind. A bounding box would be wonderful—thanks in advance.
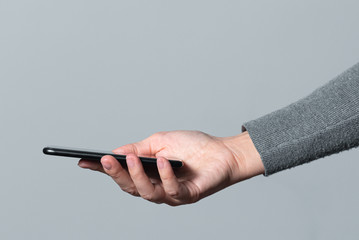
[243,62,359,176]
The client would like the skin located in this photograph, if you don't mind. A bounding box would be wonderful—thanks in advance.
[78,130,265,206]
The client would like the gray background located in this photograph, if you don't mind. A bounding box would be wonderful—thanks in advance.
[1,0,358,239]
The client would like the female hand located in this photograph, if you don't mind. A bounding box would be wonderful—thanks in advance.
[78,130,264,206]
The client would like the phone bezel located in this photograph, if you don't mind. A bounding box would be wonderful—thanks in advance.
[43,146,183,168]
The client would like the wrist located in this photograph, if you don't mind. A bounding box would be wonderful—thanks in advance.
[221,131,265,182]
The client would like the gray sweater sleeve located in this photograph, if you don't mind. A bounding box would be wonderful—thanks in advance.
[242,62,359,176]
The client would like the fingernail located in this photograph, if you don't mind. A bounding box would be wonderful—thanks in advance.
[157,158,164,169]
[127,157,135,168]
[102,162,112,170]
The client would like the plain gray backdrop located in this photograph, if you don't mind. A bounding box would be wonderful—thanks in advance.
[1,0,358,239]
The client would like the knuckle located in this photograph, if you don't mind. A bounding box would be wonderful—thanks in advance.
[129,170,142,180]
[122,187,139,196]
[110,168,125,180]
[188,192,200,204]
[167,202,180,207]
[167,190,180,199]
[124,144,138,155]
[160,174,173,182]
[150,131,167,139]
[141,190,164,203]
[141,193,155,201]
[152,200,163,204]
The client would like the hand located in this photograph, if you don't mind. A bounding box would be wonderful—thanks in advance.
[78,130,264,206]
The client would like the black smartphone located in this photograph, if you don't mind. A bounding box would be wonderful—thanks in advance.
[43,146,183,168]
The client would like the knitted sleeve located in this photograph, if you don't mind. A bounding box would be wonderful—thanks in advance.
[242,62,359,176]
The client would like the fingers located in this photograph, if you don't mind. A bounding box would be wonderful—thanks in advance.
[82,153,188,205]
[100,155,140,196]
[157,157,189,201]
[126,154,166,203]
[112,133,163,156]
[112,141,151,156]
[100,154,167,203]
[78,159,105,174]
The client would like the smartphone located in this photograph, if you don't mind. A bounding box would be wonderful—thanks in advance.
[43,146,183,168]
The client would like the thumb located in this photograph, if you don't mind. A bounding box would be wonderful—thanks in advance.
[112,141,153,157]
